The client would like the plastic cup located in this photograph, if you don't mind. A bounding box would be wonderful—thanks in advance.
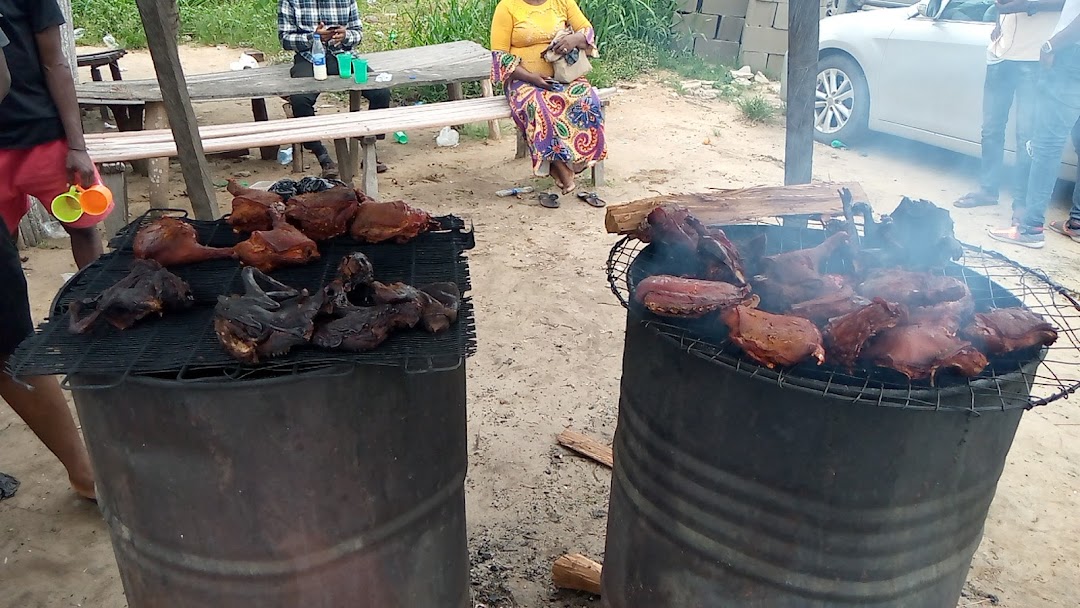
[51,187,85,223]
[78,184,113,215]
[336,52,353,78]
[352,57,369,84]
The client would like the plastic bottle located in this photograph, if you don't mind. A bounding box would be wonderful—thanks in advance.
[393,131,408,144]
[312,35,328,81]
[278,146,293,165]
[495,186,535,197]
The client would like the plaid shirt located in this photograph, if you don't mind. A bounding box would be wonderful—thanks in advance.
[278,0,363,63]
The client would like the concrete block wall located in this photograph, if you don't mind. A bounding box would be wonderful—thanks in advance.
[672,0,840,76]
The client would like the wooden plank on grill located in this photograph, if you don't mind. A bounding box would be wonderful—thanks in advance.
[557,428,613,468]
[552,554,602,595]
[603,182,868,235]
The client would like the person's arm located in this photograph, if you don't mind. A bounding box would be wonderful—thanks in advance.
[35,25,94,187]
[562,0,598,54]
[337,1,363,49]
[278,0,313,52]
[490,2,553,90]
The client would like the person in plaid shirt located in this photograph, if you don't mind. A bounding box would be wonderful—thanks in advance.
[278,0,391,178]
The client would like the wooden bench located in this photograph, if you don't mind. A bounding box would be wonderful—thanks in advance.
[88,87,616,236]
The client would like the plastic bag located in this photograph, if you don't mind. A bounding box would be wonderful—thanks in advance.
[436,126,460,148]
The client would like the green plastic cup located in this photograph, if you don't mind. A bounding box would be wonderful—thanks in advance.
[51,187,84,223]
[336,52,353,78]
[352,57,369,84]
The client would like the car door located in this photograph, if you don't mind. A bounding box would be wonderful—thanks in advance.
[872,0,995,151]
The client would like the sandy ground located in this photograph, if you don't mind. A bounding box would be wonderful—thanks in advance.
[1,47,1078,607]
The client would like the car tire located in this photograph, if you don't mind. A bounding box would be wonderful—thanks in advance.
[814,54,870,145]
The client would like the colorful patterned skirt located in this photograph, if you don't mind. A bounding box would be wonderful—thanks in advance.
[506,79,607,176]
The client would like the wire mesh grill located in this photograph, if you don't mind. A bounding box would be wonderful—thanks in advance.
[8,214,477,387]
[606,220,1080,411]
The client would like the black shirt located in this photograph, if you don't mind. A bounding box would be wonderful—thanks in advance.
[0,0,66,149]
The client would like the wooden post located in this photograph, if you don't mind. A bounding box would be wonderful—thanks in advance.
[447,82,465,131]
[145,102,170,208]
[361,137,379,199]
[784,0,820,186]
[349,91,363,179]
[134,0,220,219]
[481,79,501,140]
[99,163,129,238]
[250,99,279,161]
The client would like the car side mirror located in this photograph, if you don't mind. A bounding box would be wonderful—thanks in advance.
[919,0,946,19]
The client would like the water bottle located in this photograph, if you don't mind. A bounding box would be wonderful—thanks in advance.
[278,146,293,165]
[312,35,328,81]
[495,186,535,197]
[393,131,408,144]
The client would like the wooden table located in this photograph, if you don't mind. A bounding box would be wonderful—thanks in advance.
[76,41,493,206]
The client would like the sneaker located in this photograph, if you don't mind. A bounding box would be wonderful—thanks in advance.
[987,225,1045,249]
[1048,219,1080,243]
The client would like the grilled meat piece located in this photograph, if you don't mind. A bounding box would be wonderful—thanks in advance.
[635,204,695,247]
[823,299,907,369]
[636,205,748,285]
[720,305,826,368]
[861,324,988,382]
[133,217,236,267]
[753,273,848,314]
[759,231,850,286]
[788,286,870,325]
[962,308,1059,354]
[634,275,750,318]
[349,199,439,244]
[213,267,322,363]
[321,252,376,314]
[69,260,193,333]
[235,203,320,273]
[418,283,461,333]
[907,289,976,333]
[312,301,423,351]
[856,270,969,308]
[284,186,360,241]
[226,180,284,233]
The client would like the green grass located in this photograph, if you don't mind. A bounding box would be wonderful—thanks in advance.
[737,95,776,123]
[72,0,279,50]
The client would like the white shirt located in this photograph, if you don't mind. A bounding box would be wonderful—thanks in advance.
[988,12,1060,62]
[1054,0,1080,36]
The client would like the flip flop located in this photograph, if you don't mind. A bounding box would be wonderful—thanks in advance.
[538,193,560,208]
[953,192,998,208]
[577,192,606,208]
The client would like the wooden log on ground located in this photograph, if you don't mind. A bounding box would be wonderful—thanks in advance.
[557,428,613,468]
[603,182,868,235]
[552,554,602,595]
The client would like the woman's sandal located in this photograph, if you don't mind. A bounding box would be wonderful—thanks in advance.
[538,193,561,208]
[953,192,998,208]
[576,192,606,208]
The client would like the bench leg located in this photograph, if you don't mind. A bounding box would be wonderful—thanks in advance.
[145,102,170,209]
[481,79,501,141]
[99,163,129,238]
[90,67,110,123]
[592,161,606,188]
[447,82,465,131]
[292,143,304,173]
[516,133,528,160]
[251,99,279,161]
[361,137,379,199]
[349,91,363,179]
[334,138,354,183]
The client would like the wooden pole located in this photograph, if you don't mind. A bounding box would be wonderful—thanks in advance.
[784,0,820,185]
[133,0,220,219]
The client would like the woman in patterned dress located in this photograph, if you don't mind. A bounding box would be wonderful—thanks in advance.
[490,0,607,196]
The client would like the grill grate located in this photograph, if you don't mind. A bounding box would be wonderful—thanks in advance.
[606,221,1080,412]
[9,213,477,387]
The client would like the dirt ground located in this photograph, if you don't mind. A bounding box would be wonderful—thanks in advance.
[1,47,1077,608]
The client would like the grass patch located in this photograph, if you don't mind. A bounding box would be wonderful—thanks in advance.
[737,95,776,123]
[72,0,279,50]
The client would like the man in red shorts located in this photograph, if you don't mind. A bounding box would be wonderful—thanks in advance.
[0,0,104,500]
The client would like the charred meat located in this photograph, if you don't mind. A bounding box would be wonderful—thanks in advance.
[720,305,826,368]
[787,286,870,325]
[227,180,284,233]
[822,299,907,370]
[69,260,193,333]
[856,270,969,308]
[861,324,988,382]
[349,200,440,244]
[213,267,322,363]
[962,308,1058,354]
[235,203,320,273]
[284,186,360,241]
[634,275,751,318]
[417,283,461,333]
[321,252,376,313]
[636,205,748,285]
[133,217,236,267]
[312,302,423,351]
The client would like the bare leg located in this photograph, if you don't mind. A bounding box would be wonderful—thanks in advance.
[64,226,103,270]
[552,161,576,195]
[0,363,95,500]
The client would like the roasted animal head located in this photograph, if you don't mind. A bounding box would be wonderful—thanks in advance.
[855,197,963,272]
[284,186,360,241]
[69,259,194,334]
[860,323,988,383]
[234,203,321,273]
[133,217,236,267]
[213,267,322,363]
[322,252,376,314]
[962,308,1058,355]
[227,180,283,233]
[349,200,439,244]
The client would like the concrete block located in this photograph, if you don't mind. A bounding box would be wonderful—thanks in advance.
[694,38,741,64]
[677,0,701,13]
[774,1,788,28]
[676,12,719,39]
[740,25,789,55]
[745,0,778,28]
[739,50,769,73]
[766,53,786,77]
[699,0,750,17]
[716,16,745,42]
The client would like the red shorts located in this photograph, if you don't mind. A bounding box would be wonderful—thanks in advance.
[0,139,111,235]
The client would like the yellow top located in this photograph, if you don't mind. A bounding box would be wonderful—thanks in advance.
[490,0,594,78]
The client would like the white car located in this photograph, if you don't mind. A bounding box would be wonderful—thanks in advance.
[809,0,1078,176]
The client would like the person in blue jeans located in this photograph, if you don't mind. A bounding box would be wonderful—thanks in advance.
[990,0,1080,248]
[954,0,1062,212]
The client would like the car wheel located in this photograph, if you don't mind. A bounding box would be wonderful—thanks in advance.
[814,54,869,145]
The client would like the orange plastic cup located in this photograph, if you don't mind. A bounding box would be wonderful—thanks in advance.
[78,183,113,215]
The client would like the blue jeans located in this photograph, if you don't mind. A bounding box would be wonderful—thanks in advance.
[1020,46,1080,230]
[980,60,1038,203]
